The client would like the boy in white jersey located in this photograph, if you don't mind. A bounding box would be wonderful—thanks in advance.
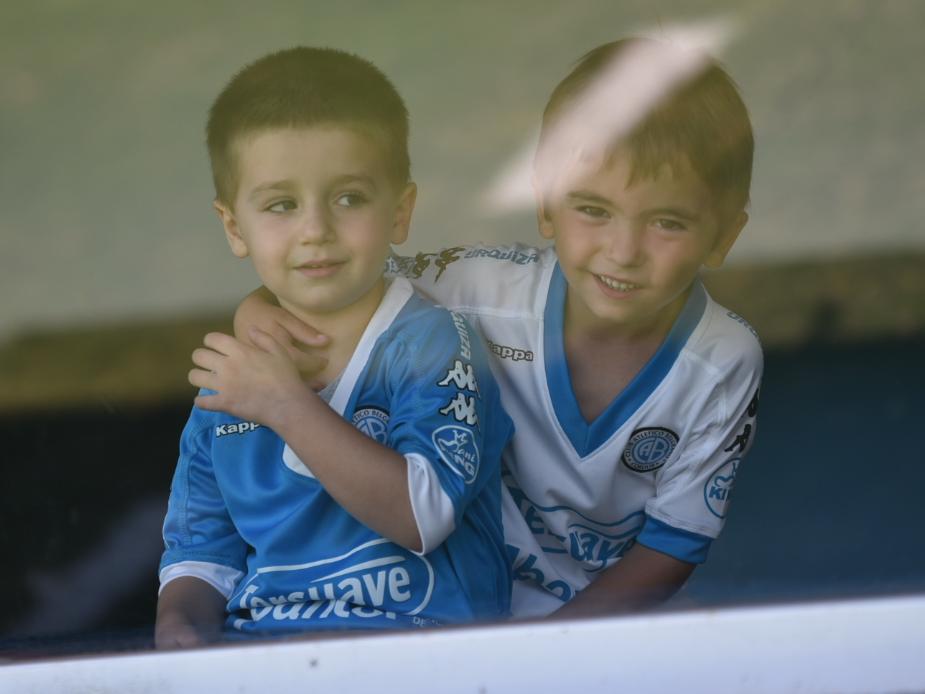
[235,38,762,618]
[156,47,513,648]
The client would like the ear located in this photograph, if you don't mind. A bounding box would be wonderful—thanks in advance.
[704,210,748,269]
[532,173,556,240]
[389,182,417,245]
[213,199,249,259]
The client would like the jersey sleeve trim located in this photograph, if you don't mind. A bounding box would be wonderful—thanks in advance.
[158,560,243,598]
[636,515,712,564]
[406,453,457,555]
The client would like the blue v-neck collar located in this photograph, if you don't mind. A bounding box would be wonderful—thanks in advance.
[543,264,707,457]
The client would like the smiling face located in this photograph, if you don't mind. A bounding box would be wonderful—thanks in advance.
[538,148,746,339]
[215,125,415,326]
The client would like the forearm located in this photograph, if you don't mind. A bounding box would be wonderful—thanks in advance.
[551,543,694,620]
[273,392,422,552]
[155,576,228,649]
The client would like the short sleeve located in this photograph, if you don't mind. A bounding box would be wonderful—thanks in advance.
[386,310,513,542]
[159,407,248,596]
[639,339,763,563]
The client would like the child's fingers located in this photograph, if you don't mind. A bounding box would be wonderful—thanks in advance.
[249,327,288,357]
[202,332,241,356]
[188,367,217,391]
[193,389,223,411]
[191,347,222,372]
[277,313,329,347]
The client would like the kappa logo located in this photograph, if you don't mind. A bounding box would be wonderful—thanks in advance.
[353,407,389,443]
[438,359,479,393]
[215,421,261,438]
[439,393,479,426]
[432,424,480,484]
[621,427,679,472]
[486,339,534,362]
[704,458,740,518]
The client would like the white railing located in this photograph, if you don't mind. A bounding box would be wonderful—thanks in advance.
[3,594,925,693]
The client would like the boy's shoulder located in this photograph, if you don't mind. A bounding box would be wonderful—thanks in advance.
[388,243,557,316]
[685,286,764,378]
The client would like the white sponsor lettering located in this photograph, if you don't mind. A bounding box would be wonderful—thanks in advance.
[450,312,471,360]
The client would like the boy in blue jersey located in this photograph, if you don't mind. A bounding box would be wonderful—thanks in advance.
[155,47,513,648]
[235,38,762,619]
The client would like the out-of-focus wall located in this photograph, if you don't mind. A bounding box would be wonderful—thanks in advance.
[1,0,923,337]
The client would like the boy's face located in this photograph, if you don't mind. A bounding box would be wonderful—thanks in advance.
[537,149,746,337]
[215,125,415,321]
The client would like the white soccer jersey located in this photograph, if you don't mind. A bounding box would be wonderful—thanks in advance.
[389,244,763,617]
[160,278,513,634]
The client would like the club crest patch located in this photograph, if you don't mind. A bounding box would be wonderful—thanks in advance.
[353,407,389,443]
[621,427,679,472]
[432,425,480,484]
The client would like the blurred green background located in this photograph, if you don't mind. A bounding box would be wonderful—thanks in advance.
[2,0,924,408]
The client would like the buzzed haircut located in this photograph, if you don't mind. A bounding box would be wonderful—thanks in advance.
[537,37,754,218]
[207,46,410,205]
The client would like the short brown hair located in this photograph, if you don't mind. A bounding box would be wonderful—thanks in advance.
[207,47,410,205]
[536,38,754,217]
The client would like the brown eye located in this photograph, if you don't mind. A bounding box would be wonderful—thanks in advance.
[577,205,609,219]
[654,218,686,231]
[335,192,367,208]
[267,200,297,213]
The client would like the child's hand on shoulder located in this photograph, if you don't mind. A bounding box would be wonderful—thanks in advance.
[189,329,313,427]
[234,288,329,380]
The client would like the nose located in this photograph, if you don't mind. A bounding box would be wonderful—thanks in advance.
[297,203,335,244]
[605,221,644,267]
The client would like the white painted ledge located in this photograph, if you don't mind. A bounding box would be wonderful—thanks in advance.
[3,594,925,693]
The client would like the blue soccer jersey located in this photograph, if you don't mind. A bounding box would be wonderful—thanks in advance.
[160,278,514,634]
[389,245,763,617]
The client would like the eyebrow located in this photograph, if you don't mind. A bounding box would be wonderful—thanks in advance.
[565,190,701,222]
[565,190,612,206]
[247,174,379,201]
[248,180,296,201]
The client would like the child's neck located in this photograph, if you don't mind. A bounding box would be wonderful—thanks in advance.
[562,289,687,423]
[279,279,387,386]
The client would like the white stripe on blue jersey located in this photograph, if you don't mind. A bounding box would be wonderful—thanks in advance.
[389,245,763,618]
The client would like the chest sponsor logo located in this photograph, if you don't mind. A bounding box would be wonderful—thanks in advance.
[215,421,261,438]
[486,339,534,362]
[621,427,679,472]
[232,538,435,628]
[704,458,740,518]
[507,481,645,573]
[432,425,480,484]
[353,407,389,443]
